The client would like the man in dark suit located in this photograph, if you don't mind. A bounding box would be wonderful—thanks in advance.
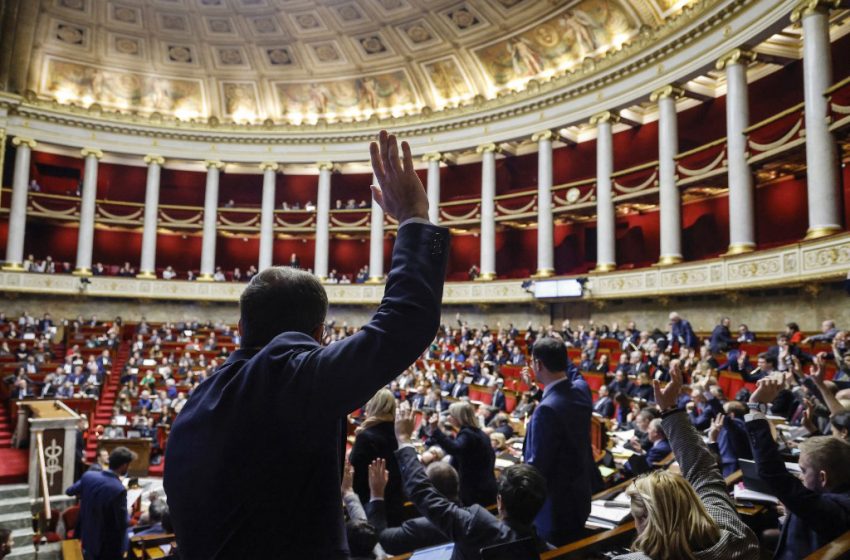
[365,458,456,554]
[710,317,735,354]
[644,418,672,465]
[669,312,698,350]
[66,447,134,560]
[164,131,449,560]
[491,380,507,412]
[745,376,850,559]
[450,378,469,399]
[523,337,594,546]
[393,410,551,559]
[592,385,615,418]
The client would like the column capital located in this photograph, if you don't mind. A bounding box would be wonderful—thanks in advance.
[143,154,165,166]
[475,143,499,154]
[317,161,335,171]
[259,162,279,172]
[204,160,225,170]
[715,48,757,71]
[649,85,685,102]
[81,147,103,160]
[791,0,841,22]
[589,111,619,125]
[12,137,37,149]
[531,130,556,143]
[422,152,443,163]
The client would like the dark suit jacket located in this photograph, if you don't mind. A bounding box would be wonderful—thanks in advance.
[394,446,550,560]
[745,417,850,560]
[349,422,405,527]
[688,397,723,430]
[646,439,672,465]
[451,382,469,399]
[717,415,752,477]
[430,426,497,507]
[593,396,614,418]
[709,325,735,354]
[163,221,449,560]
[671,320,698,349]
[365,498,449,555]
[492,389,506,412]
[524,377,594,546]
[66,470,128,559]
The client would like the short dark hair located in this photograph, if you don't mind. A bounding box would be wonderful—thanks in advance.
[345,520,377,557]
[532,337,567,373]
[108,447,135,470]
[831,412,850,438]
[426,461,460,502]
[758,353,778,368]
[497,463,547,526]
[239,267,328,348]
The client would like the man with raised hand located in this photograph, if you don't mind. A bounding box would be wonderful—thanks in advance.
[164,130,450,559]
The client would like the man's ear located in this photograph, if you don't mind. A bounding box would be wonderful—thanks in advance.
[311,323,324,343]
[820,469,829,491]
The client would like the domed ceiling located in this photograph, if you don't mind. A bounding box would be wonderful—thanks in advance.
[23,0,697,125]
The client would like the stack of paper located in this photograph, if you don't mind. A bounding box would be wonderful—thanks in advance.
[586,496,632,530]
[733,485,779,505]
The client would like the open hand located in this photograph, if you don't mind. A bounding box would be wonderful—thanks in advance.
[369,130,429,224]
[653,360,682,411]
[750,375,784,405]
[395,408,415,445]
[708,413,725,444]
[341,462,354,495]
[368,458,389,500]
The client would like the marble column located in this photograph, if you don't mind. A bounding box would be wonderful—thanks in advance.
[74,148,102,276]
[532,131,555,277]
[591,112,617,272]
[793,0,842,239]
[368,173,384,283]
[137,155,164,278]
[314,162,333,280]
[476,143,498,281]
[651,85,684,265]
[424,153,442,225]
[717,49,757,255]
[3,137,36,270]
[198,160,224,281]
[258,162,279,272]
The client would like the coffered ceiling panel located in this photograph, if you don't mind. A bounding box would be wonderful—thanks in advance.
[25,0,698,125]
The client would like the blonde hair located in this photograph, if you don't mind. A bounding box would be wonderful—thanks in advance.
[356,388,397,434]
[798,436,850,489]
[448,401,479,428]
[626,470,720,560]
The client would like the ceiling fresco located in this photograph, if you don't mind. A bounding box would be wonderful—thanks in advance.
[25,0,699,125]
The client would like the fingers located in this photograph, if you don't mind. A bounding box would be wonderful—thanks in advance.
[387,134,403,176]
[401,141,414,175]
[370,185,386,213]
[379,130,391,178]
[369,142,385,182]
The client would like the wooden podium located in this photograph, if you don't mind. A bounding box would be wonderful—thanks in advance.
[16,400,80,501]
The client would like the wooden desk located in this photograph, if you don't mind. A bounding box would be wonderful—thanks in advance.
[541,521,636,559]
[99,438,152,477]
[805,528,850,559]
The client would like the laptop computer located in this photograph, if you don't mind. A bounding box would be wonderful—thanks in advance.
[409,543,455,560]
[480,537,538,560]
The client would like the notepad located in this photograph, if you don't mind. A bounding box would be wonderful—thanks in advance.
[733,485,779,505]
[587,499,632,529]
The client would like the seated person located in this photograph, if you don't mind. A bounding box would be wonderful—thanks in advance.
[688,386,723,430]
[340,464,382,560]
[366,458,454,555]
[745,375,850,559]
[706,401,753,477]
[593,385,615,418]
[623,364,760,560]
[394,409,552,559]
[136,501,170,536]
[636,418,671,466]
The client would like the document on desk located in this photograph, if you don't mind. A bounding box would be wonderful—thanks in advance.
[126,488,143,510]
[587,499,632,530]
[733,486,779,505]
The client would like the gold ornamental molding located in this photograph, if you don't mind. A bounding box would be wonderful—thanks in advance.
[11,136,37,149]
[590,111,620,126]
[649,85,686,102]
[715,48,758,71]
[422,152,443,163]
[317,161,335,172]
[791,0,842,22]
[143,154,165,166]
[259,162,280,172]
[80,147,103,159]
[531,130,557,143]
[204,160,225,170]
[475,143,499,154]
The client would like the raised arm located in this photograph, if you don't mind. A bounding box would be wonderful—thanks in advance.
[809,356,846,416]
[654,365,760,557]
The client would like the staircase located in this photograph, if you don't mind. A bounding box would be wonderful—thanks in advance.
[86,341,129,462]
[0,484,62,559]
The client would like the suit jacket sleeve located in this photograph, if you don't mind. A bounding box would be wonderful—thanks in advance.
[394,446,478,540]
[745,417,850,534]
[524,405,556,474]
[266,222,449,416]
[662,411,760,558]
[430,428,465,456]
[365,499,387,532]
[343,492,368,523]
